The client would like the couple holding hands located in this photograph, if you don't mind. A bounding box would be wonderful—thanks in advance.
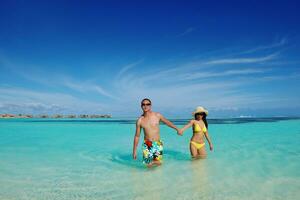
[133,98,213,167]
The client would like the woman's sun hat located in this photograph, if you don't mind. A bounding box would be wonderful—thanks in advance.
[192,106,208,116]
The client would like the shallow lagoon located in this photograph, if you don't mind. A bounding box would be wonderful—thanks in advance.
[0,118,299,200]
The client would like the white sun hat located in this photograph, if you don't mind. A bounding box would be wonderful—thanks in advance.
[192,106,208,116]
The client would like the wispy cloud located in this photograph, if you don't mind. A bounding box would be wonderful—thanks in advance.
[0,86,108,114]
[204,53,278,65]
[115,57,273,87]
[175,69,266,81]
[175,27,196,37]
[116,59,144,78]
[117,53,278,85]
[1,38,298,116]
[0,55,117,100]
[241,38,288,54]
[62,78,117,100]
[0,102,65,114]
[244,73,300,82]
[113,66,265,112]
[110,44,300,116]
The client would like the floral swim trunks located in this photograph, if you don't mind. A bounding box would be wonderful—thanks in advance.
[142,140,163,165]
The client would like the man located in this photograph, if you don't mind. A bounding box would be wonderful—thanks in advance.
[132,98,181,167]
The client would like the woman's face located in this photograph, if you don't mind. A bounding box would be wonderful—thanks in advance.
[195,113,203,120]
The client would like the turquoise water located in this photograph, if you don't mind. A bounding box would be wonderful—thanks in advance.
[0,118,300,200]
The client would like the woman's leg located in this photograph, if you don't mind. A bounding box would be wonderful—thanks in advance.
[190,142,199,158]
[197,145,207,159]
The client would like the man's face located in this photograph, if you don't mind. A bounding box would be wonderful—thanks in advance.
[141,100,151,112]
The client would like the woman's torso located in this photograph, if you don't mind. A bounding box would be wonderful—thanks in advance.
[191,120,206,143]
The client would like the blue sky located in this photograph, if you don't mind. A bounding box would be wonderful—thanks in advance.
[0,0,300,118]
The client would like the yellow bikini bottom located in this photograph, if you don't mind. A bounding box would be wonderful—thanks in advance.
[190,141,205,149]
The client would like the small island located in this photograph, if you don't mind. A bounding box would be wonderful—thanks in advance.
[0,113,112,119]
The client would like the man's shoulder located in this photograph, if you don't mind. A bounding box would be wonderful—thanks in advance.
[150,112,162,120]
[136,116,144,124]
[152,112,161,117]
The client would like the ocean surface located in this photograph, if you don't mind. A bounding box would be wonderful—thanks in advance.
[0,117,299,200]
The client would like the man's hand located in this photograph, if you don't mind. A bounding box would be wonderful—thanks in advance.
[177,129,183,136]
[209,144,213,151]
[133,119,141,160]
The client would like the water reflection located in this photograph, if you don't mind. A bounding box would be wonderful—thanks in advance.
[189,158,210,198]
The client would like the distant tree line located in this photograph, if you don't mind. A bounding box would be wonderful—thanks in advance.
[0,114,112,118]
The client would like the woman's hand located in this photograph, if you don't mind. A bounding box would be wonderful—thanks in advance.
[178,129,183,135]
[209,144,213,151]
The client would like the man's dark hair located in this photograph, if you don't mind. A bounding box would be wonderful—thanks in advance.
[141,98,152,105]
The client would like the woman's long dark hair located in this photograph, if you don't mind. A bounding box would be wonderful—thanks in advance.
[203,113,208,129]
[195,113,208,129]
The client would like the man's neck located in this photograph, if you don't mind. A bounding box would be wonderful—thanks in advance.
[143,110,152,117]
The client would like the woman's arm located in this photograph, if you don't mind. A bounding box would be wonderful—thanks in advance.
[204,131,213,151]
[180,120,194,135]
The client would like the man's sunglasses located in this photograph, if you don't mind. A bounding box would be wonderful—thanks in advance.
[141,103,151,106]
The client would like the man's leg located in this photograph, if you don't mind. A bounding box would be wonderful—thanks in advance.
[152,160,162,166]
[147,160,161,168]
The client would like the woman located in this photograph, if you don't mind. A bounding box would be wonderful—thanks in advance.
[180,106,213,159]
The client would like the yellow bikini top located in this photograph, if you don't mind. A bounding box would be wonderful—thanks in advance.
[193,123,207,133]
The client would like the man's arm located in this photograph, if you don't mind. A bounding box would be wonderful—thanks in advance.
[133,119,142,159]
[157,113,180,134]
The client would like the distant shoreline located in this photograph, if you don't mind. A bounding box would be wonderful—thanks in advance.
[0,114,112,119]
